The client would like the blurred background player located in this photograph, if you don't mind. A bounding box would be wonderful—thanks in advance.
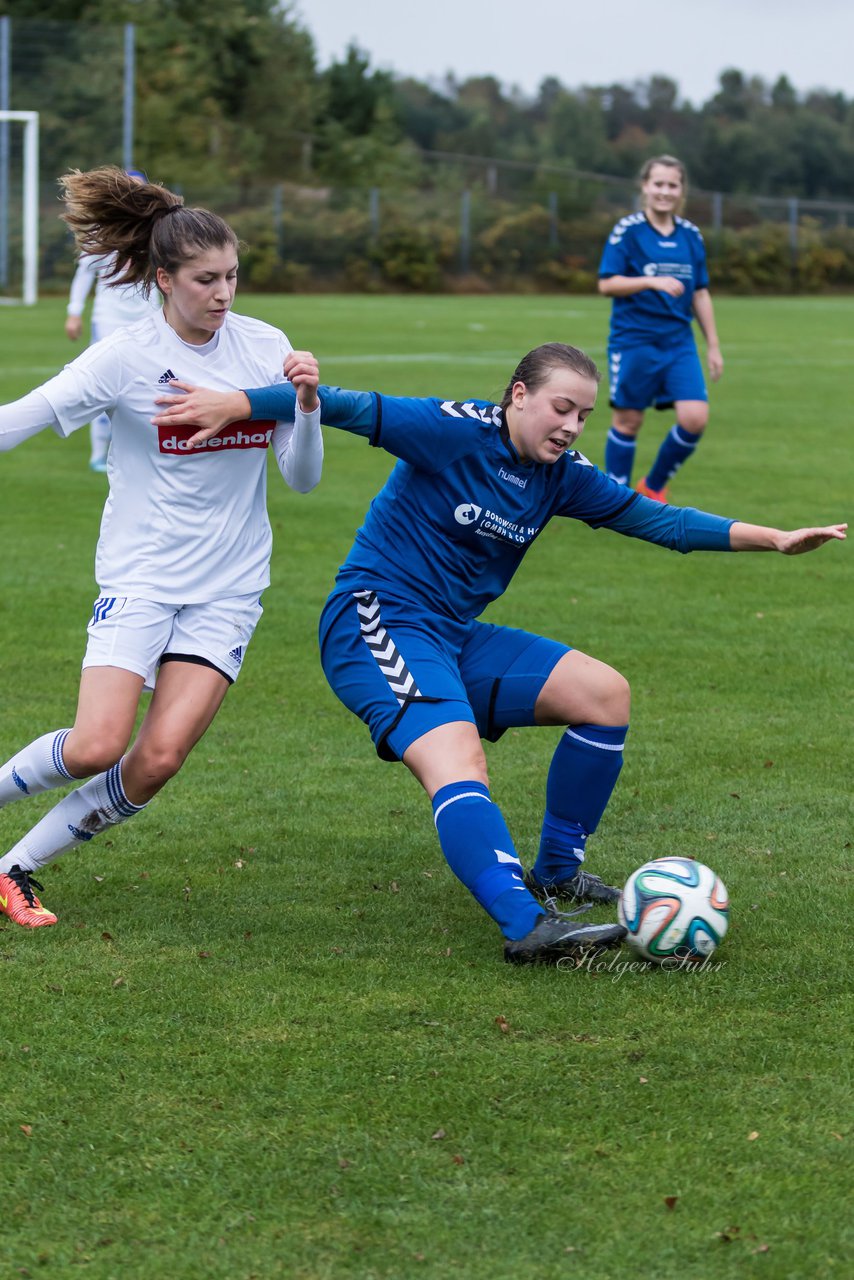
[598,154,724,501]
[0,167,323,928]
[64,168,156,472]
[150,343,845,967]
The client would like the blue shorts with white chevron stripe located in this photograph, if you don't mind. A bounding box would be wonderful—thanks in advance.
[319,588,569,761]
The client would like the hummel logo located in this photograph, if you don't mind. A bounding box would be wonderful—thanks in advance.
[228,646,244,665]
[11,766,28,795]
[158,368,177,384]
[0,892,8,909]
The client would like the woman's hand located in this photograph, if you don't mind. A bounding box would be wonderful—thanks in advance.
[284,350,320,412]
[65,315,82,342]
[152,382,251,447]
[651,276,685,297]
[707,343,724,382]
[775,524,848,555]
[730,522,847,554]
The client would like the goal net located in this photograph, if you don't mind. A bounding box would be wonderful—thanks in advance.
[0,110,38,305]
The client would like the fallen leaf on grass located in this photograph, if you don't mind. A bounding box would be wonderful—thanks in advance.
[495,1015,510,1033]
[663,1196,678,1210]
[452,1154,465,1165]
[20,1124,32,1137]
[338,1158,350,1170]
[197,951,212,959]
[431,1128,446,1141]
[748,1131,760,1141]
[639,1077,649,1084]
[112,977,125,988]
[93,875,104,883]
[752,1244,771,1254]
[390,880,400,893]
[101,932,113,942]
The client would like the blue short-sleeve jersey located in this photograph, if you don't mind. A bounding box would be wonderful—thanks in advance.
[245,384,735,623]
[599,213,710,348]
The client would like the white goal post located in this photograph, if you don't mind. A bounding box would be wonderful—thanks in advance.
[0,110,39,305]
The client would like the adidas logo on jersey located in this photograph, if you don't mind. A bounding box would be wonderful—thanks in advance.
[158,368,177,384]
[228,646,244,666]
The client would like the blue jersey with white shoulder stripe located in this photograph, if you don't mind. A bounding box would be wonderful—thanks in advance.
[244,383,735,624]
[599,213,710,347]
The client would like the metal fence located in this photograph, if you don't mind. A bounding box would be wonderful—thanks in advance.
[2,14,854,295]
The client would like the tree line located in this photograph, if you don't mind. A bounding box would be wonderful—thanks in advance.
[5,0,854,200]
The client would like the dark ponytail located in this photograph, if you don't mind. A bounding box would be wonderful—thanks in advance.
[60,166,239,293]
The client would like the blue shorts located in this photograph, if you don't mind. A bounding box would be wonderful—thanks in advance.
[319,589,570,762]
[608,338,707,411]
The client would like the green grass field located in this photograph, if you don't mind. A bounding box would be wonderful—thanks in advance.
[0,294,851,1279]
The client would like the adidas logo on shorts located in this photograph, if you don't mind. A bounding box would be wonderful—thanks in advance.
[228,646,244,666]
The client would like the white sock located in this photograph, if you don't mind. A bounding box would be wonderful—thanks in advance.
[0,759,146,875]
[0,729,74,807]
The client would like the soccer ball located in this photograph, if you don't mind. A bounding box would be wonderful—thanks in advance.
[618,857,729,963]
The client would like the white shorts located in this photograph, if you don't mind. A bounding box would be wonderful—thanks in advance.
[82,594,264,690]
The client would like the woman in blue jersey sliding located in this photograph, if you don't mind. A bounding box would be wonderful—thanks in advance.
[153,345,845,966]
[599,154,723,501]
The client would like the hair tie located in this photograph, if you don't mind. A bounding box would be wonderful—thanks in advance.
[159,204,183,217]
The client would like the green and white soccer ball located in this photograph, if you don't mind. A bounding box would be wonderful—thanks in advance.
[618,857,729,963]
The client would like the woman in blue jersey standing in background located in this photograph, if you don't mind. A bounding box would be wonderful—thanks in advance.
[153,345,845,967]
[599,155,723,501]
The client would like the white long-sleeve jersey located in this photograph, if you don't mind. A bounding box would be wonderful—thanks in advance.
[2,308,323,604]
[66,253,157,335]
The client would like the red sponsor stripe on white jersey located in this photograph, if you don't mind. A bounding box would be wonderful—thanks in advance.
[158,420,276,454]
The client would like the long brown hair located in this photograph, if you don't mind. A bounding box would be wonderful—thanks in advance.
[60,166,239,294]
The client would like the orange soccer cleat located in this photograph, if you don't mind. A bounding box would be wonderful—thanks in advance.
[0,865,58,928]
[635,475,669,503]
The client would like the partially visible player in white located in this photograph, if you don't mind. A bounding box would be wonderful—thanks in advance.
[64,169,158,472]
[0,166,323,928]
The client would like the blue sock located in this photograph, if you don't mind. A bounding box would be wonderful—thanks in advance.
[532,723,628,884]
[604,427,637,485]
[432,780,543,941]
[646,424,702,491]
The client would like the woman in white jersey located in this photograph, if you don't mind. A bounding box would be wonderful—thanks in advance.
[64,169,157,472]
[0,166,323,928]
